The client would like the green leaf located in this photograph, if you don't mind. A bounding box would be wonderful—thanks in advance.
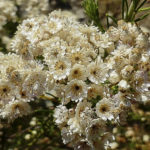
[136,0,147,11]
[106,15,110,28]
[122,0,125,19]
[125,0,129,15]
[122,0,129,19]
[135,12,150,22]
[138,7,150,12]
[91,95,102,107]
[102,80,110,85]
[82,0,105,32]
[133,0,140,10]
[106,14,117,25]
[124,0,148,22]
[111,85,119,95]
[126,1,135,21]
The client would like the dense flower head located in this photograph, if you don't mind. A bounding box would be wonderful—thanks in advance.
[0,10,150,149]
[0,52,52,121]
[0,0,50,30]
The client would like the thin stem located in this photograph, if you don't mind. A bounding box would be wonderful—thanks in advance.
[138,7,150,12]
[122,0,125,19]
[106,14,117,25]
[106,15,109,28]
[97,22,105,33]
[135,12,150,22]
[45,92,58,99]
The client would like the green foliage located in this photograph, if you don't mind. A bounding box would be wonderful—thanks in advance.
[3,21,19,38]
[82,0,105,32]
[122,0,150,22]
[111,85,119,95]
[0,21,18,53]
[91,95,102,108]
[106,14,118,28]
[103,50,109,59]
[66,100,77,109]
[102,80,110,85]
[0,39,7,54]
[83,0,150,30]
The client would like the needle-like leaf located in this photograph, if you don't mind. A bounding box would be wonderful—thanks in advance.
[82,0,105,32]
[136,0,147,11]
[106,14,118,25]
[138,7,150,12]
[135,12,150,22]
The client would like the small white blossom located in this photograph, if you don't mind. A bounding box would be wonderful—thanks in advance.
[118,80,130,91]
[54,105,69,125]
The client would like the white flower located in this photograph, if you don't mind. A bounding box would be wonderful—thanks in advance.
[109,70,120,84]
[143,135,150,143]
[0,80,16,101]
[121,65,133,79]
[68,64,87,81]
[54,84,70,104]
[24,134,31,140]
[141,82,150,92]
[108,26,120,42]
[85,48,97,62]
[46,17,63,34]
[49,57,71,80]
[136,33,147,48]
[54,105,69,125]
[61,127,76,144]
[96,98,114,121]
[79,107,94,129]
[87,84,103,100]
[90,32,113,49]
[30,120,36,126]
[67,117,82,134]
[137,82,150,103]
[141,95,149,103]
[43,37,67,61]
[1,100,31,121]
[85,118,106,144]
[140,53,150,65]
[87,60,108,84]
[67,49,90,66]
[22,71,47,98]
[118,80,130,91]
[19,18,39,37]
[110,142,119,149]
[75,99,92,120]
[65,79,87,102]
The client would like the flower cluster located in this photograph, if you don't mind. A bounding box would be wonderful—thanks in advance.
[15,0,50,18]
[0,0,50,50]
[0,52,53,120]
[9,10,150,149]
[0,0,17,31]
